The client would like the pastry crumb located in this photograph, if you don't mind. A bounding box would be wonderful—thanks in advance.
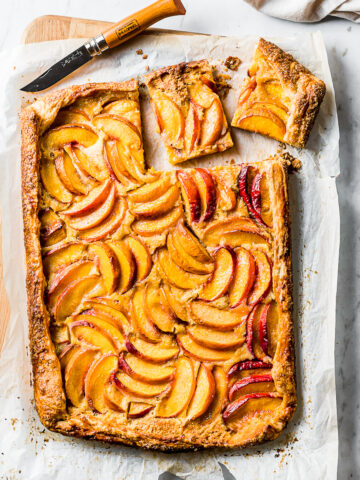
[136,49,143,55]
[143,54,148,59]
[224,56,242,71]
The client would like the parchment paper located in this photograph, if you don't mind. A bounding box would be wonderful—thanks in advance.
[0,31,339,479]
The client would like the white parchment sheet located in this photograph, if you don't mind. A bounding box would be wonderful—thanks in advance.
[0,32,339,479]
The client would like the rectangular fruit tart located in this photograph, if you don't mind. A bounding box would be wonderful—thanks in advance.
[21,79,296,451]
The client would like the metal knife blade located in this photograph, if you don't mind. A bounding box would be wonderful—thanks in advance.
[20,45,93,92]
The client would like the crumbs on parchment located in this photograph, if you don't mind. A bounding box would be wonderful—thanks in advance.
[224,56,242,71]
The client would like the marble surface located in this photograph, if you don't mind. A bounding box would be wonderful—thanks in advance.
[0,1,359,478]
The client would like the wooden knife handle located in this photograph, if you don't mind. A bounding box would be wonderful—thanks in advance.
[102,0,186,49]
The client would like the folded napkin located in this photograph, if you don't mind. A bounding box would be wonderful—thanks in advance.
[244,0,360,22]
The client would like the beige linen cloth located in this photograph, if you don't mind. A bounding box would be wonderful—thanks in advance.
[244,0,360,22]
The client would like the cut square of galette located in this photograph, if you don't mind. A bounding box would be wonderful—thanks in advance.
[231,38,326,148]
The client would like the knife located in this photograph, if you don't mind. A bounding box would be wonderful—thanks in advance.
[21,0,186,92]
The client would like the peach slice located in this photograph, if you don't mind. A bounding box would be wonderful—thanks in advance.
[237,109,286,142]
[66,145,107,182]
[160,284,189,323]
[128,402,154,418]
[82,304,130,334]
[47,260,95,309]
[177,333,238,362]
[184,102,200,153]
[78,196,127,242]
[72,313,125,350]
[251,173,273,228]
[55,150,88,195]
[199,246,236,301]
[104,379,127,412]
[145,284,177,333]
[108,241,136,293]
[132,205,182,236]
[114,371,168,398]
[125,335,179,363]
[238,166,265,226]
[167,232,214,275]
[204,366,227,421]
[65,347,98,407]
[39,208,66,247]
[41,124,98,152]
[40,158,73,203]
[186,364,215,421]
[200,76,218,93]
[157,248,208,290]
[43,242,86,278]
[190,82,215,109]
[59,343,80,371]
[119,353,174,384]
[228,247,256,308]
[104,140,135,185]
[63,179,112,217]
[194,168,217,221]
[131,288,161,343]
[85,354,119,413]
[189,301,248,330]
[176,223,211,263]
[248,250,272,306]
[215,175,237,212]
[228,373,274,401]
[156,356,195,417]
[128,175,171,203]
[200,98,224,147]
[88,242,120,295]
[53,275,99,323]
[125,236,152,283]
[187,323,245,350]
[227,359,272,379]
[152,94,185,148]
[257,301,279,359]
[202,216,267,247]
[177,170,201,223]
[235,77,257,107]
[114,142,149,183]
[130,185,179,218]
[53,108,90,126]
[250,101,288,122]
[102,99,138,116]
[68,184,116,231]
[222,392,281,422]
[71,320,118,353]
[92,114,142,150]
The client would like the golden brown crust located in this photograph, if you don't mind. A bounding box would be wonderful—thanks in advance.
[21,81,296,451]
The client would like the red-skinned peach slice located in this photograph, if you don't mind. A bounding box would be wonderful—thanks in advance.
[145,284,177,333]
[92,114,142,150]
[128,175,171,203]
[187,323,245,350]
[128,402,154,418]
[228,247,256,308]
[66,145,107,182]
[41,124,98,152]
[186,364,215,421]
[238,166,265,226]
[118,353,174,383]
[177,170,201,223]
[102,99,139,116]
[88,242,120,295]
[194,168,217,221]
[53,275,99,323]
[40,158,73,203]
[130,185,179,218]
[259,173,273,228]
[185,102,201,153]
[189,301,248,330]
[131,288,161,343]
[250,172,263,220]
[78,196,127,242]
[200,98,224,146]
[156,356,195,417]
[177,333,238,362]
[63,179,112,217]
[104,140,135,185]
[176,223,211,263]
[151,94,185,148]
[236,109,286,142]
[40,219,66,246]
[189,82,215,109]
[108,241,136,293]
[227,359,272,378]
[125,236,152,283]
[202,216,267,247]
[72,313,124,351]
[85,353,119,413]
[199,246,236,301]
[55,150,88,195]
[202,366,227,421]
[114,371,169,398]
[200,76,218,93]
[222,392,281,422]
[68,184,116,231]
[43,242,86,278]
[160,284,189,323]
[259,303,271,356]
[125,335,179,363]
[132,205,182,236]
[65,347,98,407]
[157,248,208,290]
[115,142,149,183]
[235,77,257,107]
[228,373,274,401]
[248,249,272,306]
[167,232,214,275]
[59,343,80,371]
[104,378,127,412]
[71,320,117,353]
[246,305,257,357]
[82,307,129,334]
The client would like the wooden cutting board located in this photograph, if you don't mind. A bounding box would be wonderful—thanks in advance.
[0,15,200,352]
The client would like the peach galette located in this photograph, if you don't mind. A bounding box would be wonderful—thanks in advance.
[232,38,326,148]
[21,81,295,451]
[145,60,233,164]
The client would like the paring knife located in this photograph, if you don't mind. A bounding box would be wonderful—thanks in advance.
[21,0,186,92]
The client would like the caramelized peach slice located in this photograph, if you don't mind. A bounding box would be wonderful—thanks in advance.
[92,114,142,150]
[104,140,135,185]
[78,196,127,242]
[73,313,125,349]
[102,99,139,122]
[227,359,272,378]
[156,356,195,417]
[167,232,214,275]
[68,184,116,231]
[88,242,120,295]
[248,249,272,306]
[63,179,112,217]
[250,172,273,228]
[145,284,177,333]
[54,109,90,126]
[104,379,127,412]
[82,304,130,334]
[157,248,208,290]
[223,392,282,424]
[125,336,179,363]
[55,150,88,195]
[132,205,182,236]
[177,170,201,223]
[186,364,215,421]
[194,168,217,221]
[235,77,257,107]
[199,246,236,301]
[114,371,168,398]
[125,236,152,282]
[39,208,66,247]
[66,145,107,182]
[228,373,274,401]
[43,242,86,278]
[108,241,136,293]
[189,301,248,330]
[128,175,171,203]
[85,354,119,413]
[238,165,265,226]
[176,223,211,263]
[40,158,73,203]
[130,185,179,218]
[131,288,161,343]
[250,101,288,122]
[53,275,99,323]
[215,175,237,211]
[152,94,185,148]
[114,142,149,183]
[237,109,286,142]
[200,98,224,146]
[228,247,256,308]
[71,320,118,353]
[160,284,189,323]
[177,334,238,362]
[41,124,98,152]
[202,216,268,247]
[203,366,227,421]
[128,402,154,418]
[59,343,80,371]
[119,353,175,384]
[187,323,245,350]
[65,347,98,407]
[190,82,215,109]
[185,102,200,153]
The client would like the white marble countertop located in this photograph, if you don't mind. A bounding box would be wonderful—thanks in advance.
[0,1,359,478]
